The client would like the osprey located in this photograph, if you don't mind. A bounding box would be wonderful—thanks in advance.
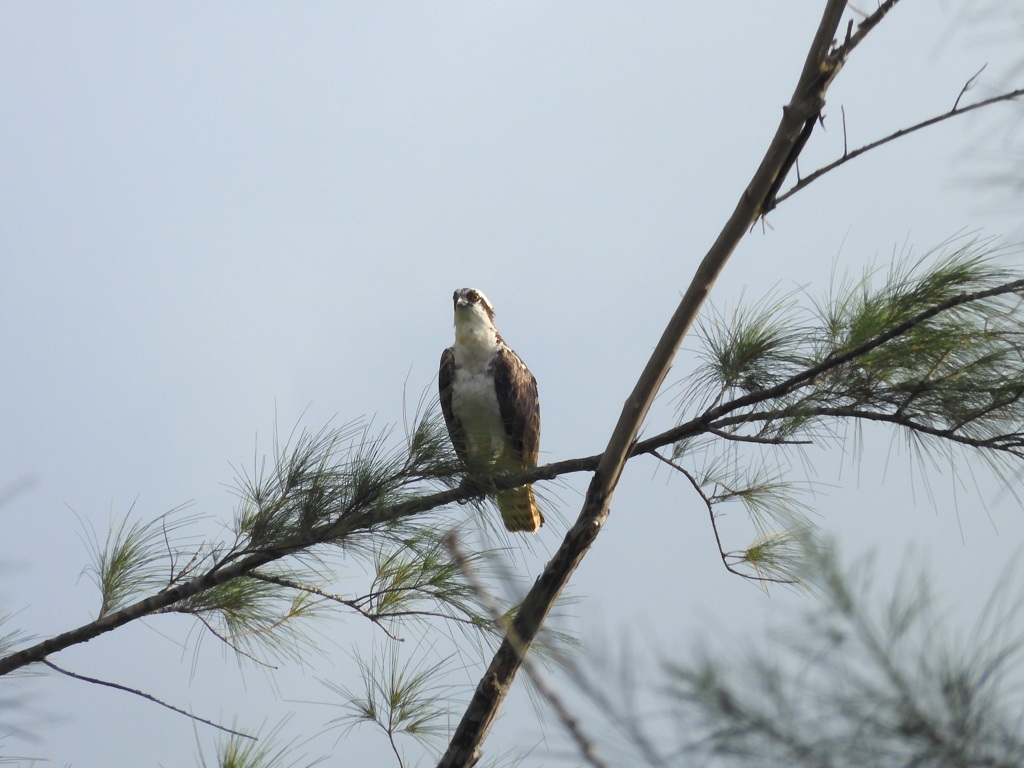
[439,288,543,532]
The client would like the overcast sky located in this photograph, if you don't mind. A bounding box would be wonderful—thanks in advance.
[2,3,1023,765]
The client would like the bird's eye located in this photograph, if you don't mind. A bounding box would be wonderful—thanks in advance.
[468,290,480,303]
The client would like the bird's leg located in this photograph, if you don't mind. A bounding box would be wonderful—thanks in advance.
[456,471,497,504]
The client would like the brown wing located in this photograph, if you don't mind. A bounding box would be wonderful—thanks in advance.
[438,346,469,464]
[493,346,540,469]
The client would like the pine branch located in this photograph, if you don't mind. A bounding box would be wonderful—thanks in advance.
[326,644,450,761]
[2,262,1021,680]
[651,274,1024,456]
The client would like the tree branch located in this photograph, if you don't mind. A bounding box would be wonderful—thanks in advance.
[444,533,612,768]
[42,660,255,740]
[759,2,907,214]
[647,450,795,586]
[3,275,1021,681]
[637,277,1024,454]
[707,426,812,445]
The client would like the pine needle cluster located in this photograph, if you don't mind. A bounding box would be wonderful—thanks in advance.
[670,239,1024,583]
[66,402,495,672]
[234,405,464,552]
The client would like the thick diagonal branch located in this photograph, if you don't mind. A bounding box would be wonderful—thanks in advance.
[436,2,854,766]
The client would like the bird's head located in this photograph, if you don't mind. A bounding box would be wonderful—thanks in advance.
[452,288,498,344]
[453,287,495,322]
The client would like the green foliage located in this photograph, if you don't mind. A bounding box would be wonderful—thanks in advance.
[737,531,807,588]
[80,501,199,617]
[683,238,1024,450]
[809,245,1024,436]
[196,717,325,768]
[689,293,807,409]
[168,574,320,664]
[366,531,491,634]
[671,239,1024,582]
[234,404,463,551]
[326,643,451,766]
[64,403,488,677]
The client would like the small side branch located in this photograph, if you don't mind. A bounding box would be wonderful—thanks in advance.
[42,660,255,740]
[953,64,987,112]
[648,450,797,587]
[775,86,1024,206]
[190,614,278,668]
[832,0,902,61]
[250,571,402,641]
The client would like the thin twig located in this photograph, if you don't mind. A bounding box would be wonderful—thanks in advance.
[953,63,987,112]
[388,728,406,768]
[42,659,256,740]
[190,613,277,668]
[647,450,797,586]
[841,104,848,156]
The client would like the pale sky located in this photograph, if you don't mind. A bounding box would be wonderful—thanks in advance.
[1,3,1022,765]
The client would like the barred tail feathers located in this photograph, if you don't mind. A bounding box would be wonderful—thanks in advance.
[496,484,543,533]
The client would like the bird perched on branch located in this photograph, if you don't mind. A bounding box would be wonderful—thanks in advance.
[439,288,543,532]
